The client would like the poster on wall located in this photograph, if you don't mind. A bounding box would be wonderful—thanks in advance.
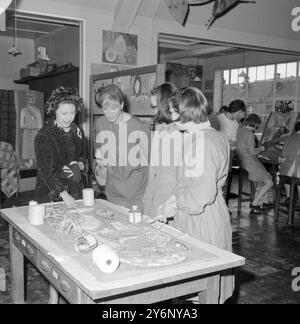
[16,90,44,170]
[102,30,138,66]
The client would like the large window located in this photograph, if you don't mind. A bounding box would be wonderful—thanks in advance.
[221,61,300,122]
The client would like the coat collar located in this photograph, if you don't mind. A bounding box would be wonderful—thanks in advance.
[175,121,212,133]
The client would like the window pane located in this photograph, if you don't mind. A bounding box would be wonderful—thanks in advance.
[277,63,287,79]
[287,62,297,78]
[257,66,266,81]
[266,65,275,80]
[231,69,239,84]
[223,70,230,85]
[248,67,256,83]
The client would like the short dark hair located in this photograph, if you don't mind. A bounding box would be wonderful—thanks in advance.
[179,87,209,124]
[242,114,261,128]
[219,105,228,114]
[228,99,246,113]
[95,84,128,111]
[295,121,300,133]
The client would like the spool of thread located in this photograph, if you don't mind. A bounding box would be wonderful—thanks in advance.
[29,205,45,226]
[82,188,95,206]
[92,245,120,274]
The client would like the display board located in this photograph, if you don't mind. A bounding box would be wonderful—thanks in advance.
[260,111,300,162]
[90,64,166,162]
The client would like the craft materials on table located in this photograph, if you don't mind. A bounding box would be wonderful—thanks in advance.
[28,201,45,226]
[92,245,120,274]
[82,188,95,206]
[43,201,192,272]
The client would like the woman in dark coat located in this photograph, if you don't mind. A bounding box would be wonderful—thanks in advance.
[34,86,87,208]
[34,86,87,303]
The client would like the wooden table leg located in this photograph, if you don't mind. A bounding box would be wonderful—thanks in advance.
[9,226,25,304]
[198,275,220,304]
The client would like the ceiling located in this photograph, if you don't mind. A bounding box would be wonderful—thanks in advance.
[1,9,78,40]
[158,33,264,61]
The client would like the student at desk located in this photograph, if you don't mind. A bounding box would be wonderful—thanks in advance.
[236,114,274,212]
[218,100,246,146]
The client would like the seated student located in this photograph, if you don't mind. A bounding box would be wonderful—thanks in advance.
[279,121,300,203]
[236,114,274,212]
[218,100,246,145]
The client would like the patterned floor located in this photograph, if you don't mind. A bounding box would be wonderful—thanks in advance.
[1,190,300,304]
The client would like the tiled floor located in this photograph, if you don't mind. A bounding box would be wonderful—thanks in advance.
[0,189,300,304]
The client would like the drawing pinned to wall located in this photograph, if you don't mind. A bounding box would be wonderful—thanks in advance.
[126,73,156,115]
[102,30,138,66]
[16,90,44,170]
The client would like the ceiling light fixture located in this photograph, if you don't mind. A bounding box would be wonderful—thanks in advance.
[238,49,248,78]
[8,0,22,57]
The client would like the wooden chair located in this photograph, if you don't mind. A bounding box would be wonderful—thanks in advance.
[275,175,300,225]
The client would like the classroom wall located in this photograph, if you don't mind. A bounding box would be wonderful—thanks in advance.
[15,0,300,136]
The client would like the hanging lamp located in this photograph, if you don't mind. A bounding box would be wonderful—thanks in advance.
[8,0,22,56]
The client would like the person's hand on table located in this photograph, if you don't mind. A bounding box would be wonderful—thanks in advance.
[60,191,77,209]
[157,195,178,222]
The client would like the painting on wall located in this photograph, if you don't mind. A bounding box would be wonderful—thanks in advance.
[102,30,138,66]
[260,111,300,162]
[15,90,44,170]
[122,73,156,116]
[165,63,203,89]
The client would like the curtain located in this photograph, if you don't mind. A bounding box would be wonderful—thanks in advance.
[0,90,16,149]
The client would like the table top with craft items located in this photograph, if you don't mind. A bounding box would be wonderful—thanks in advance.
[0,199,245,304]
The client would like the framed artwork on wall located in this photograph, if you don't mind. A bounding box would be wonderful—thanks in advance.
[15,90,44,170]
[102,30,138,66]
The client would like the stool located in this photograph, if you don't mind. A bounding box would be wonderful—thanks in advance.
[226,165,256,213]
[275,175,300,225]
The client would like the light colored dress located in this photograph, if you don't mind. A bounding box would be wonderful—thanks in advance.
[170,121,234,304]
[143,123,178,218]
[236,125,271,183]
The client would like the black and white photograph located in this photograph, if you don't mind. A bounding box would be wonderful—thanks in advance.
[1,0,300,307]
